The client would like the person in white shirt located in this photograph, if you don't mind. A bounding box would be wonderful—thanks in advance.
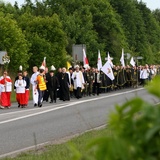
[72,65,85,99]
[0,71,12,109]
[140,64,150,86]
[30,66,39,107]
[15,75,26,108]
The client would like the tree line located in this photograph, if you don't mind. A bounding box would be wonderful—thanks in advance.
[0,0,160,72]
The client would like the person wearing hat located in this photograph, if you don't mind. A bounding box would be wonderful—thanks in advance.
[35,66,47,107]
[59,67,70,101]
[72,65,85,99]
[30,66,39,107]
[0,71,12,109]
[48,66,59,103]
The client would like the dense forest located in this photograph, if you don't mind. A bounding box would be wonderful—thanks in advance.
[0,0,160,71]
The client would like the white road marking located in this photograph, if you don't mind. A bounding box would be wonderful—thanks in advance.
[0,88,144,125]
[0,102,71,116]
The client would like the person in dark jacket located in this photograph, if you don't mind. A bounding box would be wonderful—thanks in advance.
[59,67,70,101]
[48,70,59,103]
[55,68,62,98]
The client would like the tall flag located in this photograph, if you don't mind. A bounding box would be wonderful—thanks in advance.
[19,65,23,71]
[42,57,46,68]
[83,48,89,68]
[67,61,72,70]
[120,48,125,67]
[97,50,102,71]
[108,52,113,68]
[130,57,135,67]
[101,61,115,80]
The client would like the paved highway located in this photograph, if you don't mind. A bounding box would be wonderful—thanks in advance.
[0,87,159,158]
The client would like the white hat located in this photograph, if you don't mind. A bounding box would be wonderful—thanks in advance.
[19,65,23,71]
[74,65,79,69]
[51,65,56,71]
[39,65,45,70]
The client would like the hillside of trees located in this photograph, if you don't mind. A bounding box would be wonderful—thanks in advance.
[0,0,160,71]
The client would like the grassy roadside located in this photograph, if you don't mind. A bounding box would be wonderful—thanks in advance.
[3,127,108,160]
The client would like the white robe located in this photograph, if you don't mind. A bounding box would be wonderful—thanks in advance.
[15,80,26,93]
[72,71,84,89]
[0,76,12,92]
[30,72,39,104]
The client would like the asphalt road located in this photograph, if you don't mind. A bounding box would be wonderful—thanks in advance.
[0,87,159,158]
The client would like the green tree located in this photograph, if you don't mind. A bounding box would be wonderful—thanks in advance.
[18,13,68,69]
[137,2,160,64]
[0,12,30,71]
[89,0,128,64]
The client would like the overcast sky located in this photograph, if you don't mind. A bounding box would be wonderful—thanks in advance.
[3,0,160,10]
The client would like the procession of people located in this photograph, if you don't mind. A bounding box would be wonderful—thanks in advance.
[0,62,159,109]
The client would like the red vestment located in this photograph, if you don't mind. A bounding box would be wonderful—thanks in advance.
[0,76,12,107]
[16,93,25,105]
[24,90,30,105]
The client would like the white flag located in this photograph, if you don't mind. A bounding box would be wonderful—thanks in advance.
[42,57,46,68]
[130,57,135,67]
[101,61,115,80]
[83,48,89,67]
[108,52,113,68]
[120,48,125,67]
[97,50,102,71]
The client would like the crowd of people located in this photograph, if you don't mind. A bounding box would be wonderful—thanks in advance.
[0,64,159,109]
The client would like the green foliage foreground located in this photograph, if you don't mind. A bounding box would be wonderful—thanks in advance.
[71,76,160,160]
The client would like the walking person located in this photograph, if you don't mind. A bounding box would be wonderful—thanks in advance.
[92,68,101,95]
[0,71,12,109]
[67,67,74,98]
[59,67,70,101]
[36,66,47,107]
[23,71,30,107]
[56,68,62,99]
[15,74,26,108]
[48,68,59,103]
[140,64,150,86]
[72,65,85,99]
[30,66,39,107]
[43,67,50,102]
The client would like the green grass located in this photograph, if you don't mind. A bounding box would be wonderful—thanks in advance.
[3,128,108,160]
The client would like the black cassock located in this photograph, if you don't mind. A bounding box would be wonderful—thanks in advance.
[59,73,70,101]
[47,75,59,102]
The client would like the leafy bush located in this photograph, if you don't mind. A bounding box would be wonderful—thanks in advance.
[72,76,160,160]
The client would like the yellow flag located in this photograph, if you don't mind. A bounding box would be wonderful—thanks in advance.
[67,61,72,70]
